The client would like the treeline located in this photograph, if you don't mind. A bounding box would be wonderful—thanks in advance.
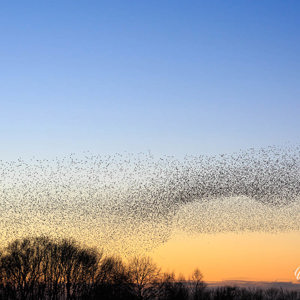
[0,236,298,300]
[0,236,205,300]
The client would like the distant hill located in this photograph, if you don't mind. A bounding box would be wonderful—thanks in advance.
[206,280,300,290]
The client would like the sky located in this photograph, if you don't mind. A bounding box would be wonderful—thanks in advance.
[151,231,300,282]
[1,1,300,283]
[0,1,299,160]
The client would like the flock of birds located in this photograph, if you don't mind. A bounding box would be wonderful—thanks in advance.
[0,145,299,255]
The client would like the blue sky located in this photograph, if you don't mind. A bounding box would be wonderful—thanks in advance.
[1,1,299,159]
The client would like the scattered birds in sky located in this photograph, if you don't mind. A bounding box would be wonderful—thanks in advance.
[0,145,299,255]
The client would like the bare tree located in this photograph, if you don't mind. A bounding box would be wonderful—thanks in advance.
[92,255,132,299]
[191,268,206,300]
[55,238,98,299]
[0,237,49,300]
[128,256,160,300]
[158,272,189,300]
[0,237,100,300]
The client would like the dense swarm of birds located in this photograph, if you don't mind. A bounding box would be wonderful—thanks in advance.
[0,145,299,255]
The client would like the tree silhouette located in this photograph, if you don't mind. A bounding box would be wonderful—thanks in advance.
[158,272,189,300]
[0,236,299,300]
[128,256,161,300]
[1,237,50,299]
[191,268,206,300]
[0,237,99,300]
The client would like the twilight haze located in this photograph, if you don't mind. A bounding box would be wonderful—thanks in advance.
[1,0,300,284]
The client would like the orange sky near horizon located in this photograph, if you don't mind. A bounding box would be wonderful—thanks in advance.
[150,231,300,282]
[1,216,299,283]
[1,198,300,283]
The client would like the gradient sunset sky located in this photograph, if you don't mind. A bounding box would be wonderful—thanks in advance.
[1,1,300,282]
